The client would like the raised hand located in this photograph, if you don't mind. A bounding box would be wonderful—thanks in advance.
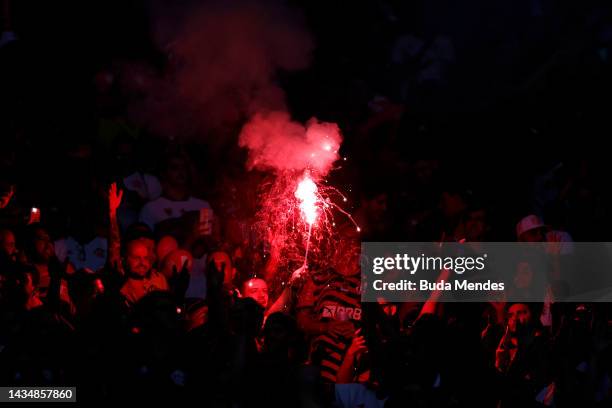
[206,259,226,293]
[346,329,367,357]
[0,185,14,209]
[169,260,191,298]
[108,182,123,214]
[288,265,307,287]
[495,326,513,373]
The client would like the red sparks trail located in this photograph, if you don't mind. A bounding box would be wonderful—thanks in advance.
[239,113,358,293]
[295,174,317,266]
[295,174,318,226]
[252,170,359,294]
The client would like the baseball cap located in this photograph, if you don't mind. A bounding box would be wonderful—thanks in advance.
[516,215,548,238]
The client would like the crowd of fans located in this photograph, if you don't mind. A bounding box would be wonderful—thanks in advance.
[2,151,612,407]
[2,1,612,407]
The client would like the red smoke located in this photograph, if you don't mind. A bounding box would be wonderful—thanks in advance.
[242,111,348,293]
[239,111,342,176]
[118,1,350,285]
[123,0,314,139]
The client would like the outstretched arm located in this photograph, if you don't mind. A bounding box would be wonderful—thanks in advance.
[266,265,306,316]
[107,183,124,275]
[262,229,282,282]
[418,267,451,318]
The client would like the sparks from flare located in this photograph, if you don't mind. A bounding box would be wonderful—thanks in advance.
[295,174,318,266]
[292,171,360,234]
[295,175,318,226]
[293,171,360,267]
[251,153,359,296]
[254,170,359,258]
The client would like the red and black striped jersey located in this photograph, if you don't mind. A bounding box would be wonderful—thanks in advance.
[297,268,368,383]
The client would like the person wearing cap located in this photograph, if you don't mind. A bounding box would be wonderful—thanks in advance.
[516,215,574,330]
[516,214,573,255]
[516,215,548,242]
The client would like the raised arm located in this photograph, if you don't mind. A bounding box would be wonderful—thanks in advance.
[265,265,306,316]
[336,329,368,384]
[418,267,451,318]
[107,183,124,275]
[262,229,282,282]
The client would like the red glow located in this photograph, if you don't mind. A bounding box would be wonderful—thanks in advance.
[240,114,359,293]
[239,112,342,175]
[252,169,361,296]
[295,174,318,225]
[95,279,104,292]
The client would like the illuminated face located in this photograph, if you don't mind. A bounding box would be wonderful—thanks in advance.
[0,229,17,258]
[126,240,152,277]
[33,228,54,263]
[156,235,178,263]
[507,303,532,333]
[141,238,156,264]
[243,278,269,309]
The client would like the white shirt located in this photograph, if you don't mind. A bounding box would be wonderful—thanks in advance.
[546,230,574,255]
[123,172,162,201]
[54,236,108,272]
[185,255,207,300]
[139,196,211,229]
